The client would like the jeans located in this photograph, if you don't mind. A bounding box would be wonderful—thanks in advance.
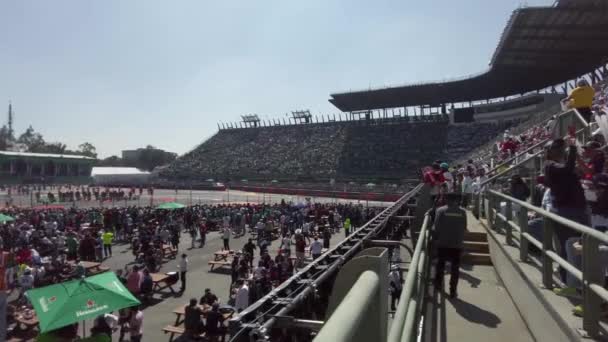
[104,244,112,257]
[434,248,462,293]
[223,239,230,250]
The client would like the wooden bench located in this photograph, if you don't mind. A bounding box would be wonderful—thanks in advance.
[208,260,231,271]
[162,245,177,259]
[162,325,205,342]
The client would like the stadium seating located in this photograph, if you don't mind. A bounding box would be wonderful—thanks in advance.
[161,117,518,183]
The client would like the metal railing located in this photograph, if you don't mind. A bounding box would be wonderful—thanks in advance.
[388,211,432,342]
[480,190,608,337]
[228,184,425,341]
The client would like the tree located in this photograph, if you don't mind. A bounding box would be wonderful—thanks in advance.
[17,125,45,152]
[77,142,98,158]
[97,155,125,167]
[39,142,67,154]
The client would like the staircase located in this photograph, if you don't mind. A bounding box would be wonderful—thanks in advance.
[462,231,492,265]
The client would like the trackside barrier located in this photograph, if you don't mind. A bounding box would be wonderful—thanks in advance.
[481,189,608,338]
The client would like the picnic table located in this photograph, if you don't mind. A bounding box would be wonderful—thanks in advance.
[151,272,177,294]
[163,303,234,341]
[208,250,235,271]
[68,261,109,275]
[161,244,177,259]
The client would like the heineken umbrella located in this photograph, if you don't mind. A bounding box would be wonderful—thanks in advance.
[26,272,140,333]
[0,213,15,223]
[157,202,186,210]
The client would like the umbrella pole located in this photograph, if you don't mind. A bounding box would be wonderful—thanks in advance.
[82,320,85,338]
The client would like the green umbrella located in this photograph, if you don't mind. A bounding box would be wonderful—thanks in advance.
[0,213,15,223]
[26,272,140,333]
[157,202,186,210]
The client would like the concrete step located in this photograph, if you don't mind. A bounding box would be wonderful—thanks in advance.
[463,241,489,254]
[462,252,492,266]
[464,231,488,242]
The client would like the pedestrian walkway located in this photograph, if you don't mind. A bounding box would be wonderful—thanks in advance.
[425,212,534,342]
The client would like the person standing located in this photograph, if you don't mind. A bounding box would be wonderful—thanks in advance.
[544,138,588,290]
[562,79,595,123]
[222,226,231,251]
[199,219,207,248]
[102,230,114,258]
[433,193,467,298]
[322,227,331,249]
[310,237,323,260]
[178,253,188,293]
[129,306,144,342]
[189,225,197,249]
[184,298,204,338]
[389,265,403,311]
[235,280,249,313]
[343,218,351,237]
[461,170,474,208]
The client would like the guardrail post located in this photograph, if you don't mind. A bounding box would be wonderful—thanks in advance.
[542,218,554,289]
[582,234,601,338]
[518,207,529,262]
[505,201,513,245]
[485,192,493,230]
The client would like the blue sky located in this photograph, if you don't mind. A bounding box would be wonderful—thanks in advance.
[0,0,554,158]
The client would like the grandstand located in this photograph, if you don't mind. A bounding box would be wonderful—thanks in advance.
[161,116,519,183]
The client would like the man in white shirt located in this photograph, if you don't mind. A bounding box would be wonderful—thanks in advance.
[461,170,474,208]
[235,281,249,312]
[310,237,323,260]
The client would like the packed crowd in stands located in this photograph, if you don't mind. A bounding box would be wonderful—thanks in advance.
[162,118,513,184]
[1,199,378,341]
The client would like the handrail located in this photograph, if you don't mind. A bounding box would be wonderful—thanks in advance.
[484,189,608,336]
[314,271,380,342]
[485,137,550,176]
[480,150,541,187]
[488,190,608,244]
[388,211,431,342]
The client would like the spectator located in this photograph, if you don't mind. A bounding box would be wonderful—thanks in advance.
[128,306,144,342]
[102,230,114,258]
[184,298,204,339]
[126,266,143,296]
[562,79,595,123]
[178,253,188,293]
[544,138,587,287]
[235,280,249,312]
[433,193,467,298]
[310,237,323,260]
[222,226,231,251]
[389,265,402,311]
[200,288,219,306]
[205,303,225,342]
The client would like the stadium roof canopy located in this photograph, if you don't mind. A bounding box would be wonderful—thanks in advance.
[329,2,608,112]
[0,150,95,160]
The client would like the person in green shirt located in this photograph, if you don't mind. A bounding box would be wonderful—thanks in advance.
[343,218,351,238]
[102,231,114,258]
[66,234,78,260]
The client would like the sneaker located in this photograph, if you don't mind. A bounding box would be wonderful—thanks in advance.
[553,286,580,299]
[572,305,583,317]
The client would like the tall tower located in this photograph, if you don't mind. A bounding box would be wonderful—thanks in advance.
[7,102,14,139]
